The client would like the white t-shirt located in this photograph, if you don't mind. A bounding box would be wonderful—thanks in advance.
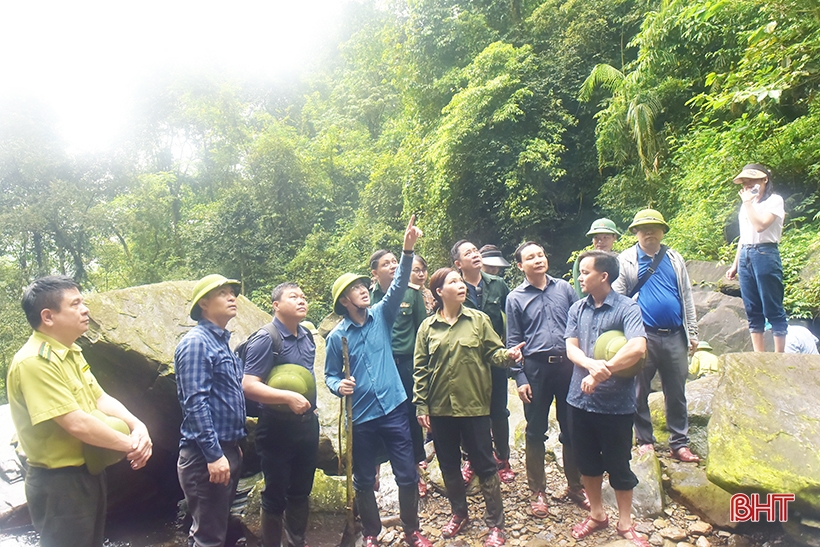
[785,325,819,354]
[738,193,784,245]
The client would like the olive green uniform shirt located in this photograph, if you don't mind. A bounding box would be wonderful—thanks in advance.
[413,306,511,417]
[7,331,104,468]
[463,271,509,342]
[372,282,428,356]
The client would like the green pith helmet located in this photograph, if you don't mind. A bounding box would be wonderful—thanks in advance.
[83,409,130,475]
[331,273,370,315]
[586,218,621,237]
[628,208,670,233]
[266,364,317,411]
[697,340,713,351]
[593,330,647,378]
[190,274,241,320]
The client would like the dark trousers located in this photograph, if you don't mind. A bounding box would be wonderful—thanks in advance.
[634,329,690,450]
[431,415,504,529]
[569,406,638,491]
[178,443,243,547]
[521,354,582,493]
[26,464,106,547]
[256,410,320,547]
[352,406,419,537]
[489,366,510,461]
[395,354,426,463]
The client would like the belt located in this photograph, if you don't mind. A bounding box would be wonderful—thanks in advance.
[527,352,565,364]
[742,242,778,249]
[644,325,683,335]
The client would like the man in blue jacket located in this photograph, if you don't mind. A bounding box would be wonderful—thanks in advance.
[325,215,431,547]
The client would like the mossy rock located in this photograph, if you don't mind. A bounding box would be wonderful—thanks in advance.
[707,353,820,516]
[666,460,738,529]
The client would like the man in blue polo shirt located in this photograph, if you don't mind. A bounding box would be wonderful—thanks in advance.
[243,283,317,547]
[612,209,700,463]
[325,215,431,547]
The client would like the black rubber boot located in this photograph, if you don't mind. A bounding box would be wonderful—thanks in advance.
[524,440,546,494]
[261,510,284,547]
[397,485,420,534]
[355,488,382,538]
[478,472,505,529]
[284,497,310,547]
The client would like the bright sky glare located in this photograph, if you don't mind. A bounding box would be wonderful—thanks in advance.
[0,0,353,153]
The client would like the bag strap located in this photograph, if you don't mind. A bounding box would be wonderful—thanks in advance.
[260,322,283,367]
[629,244,668,298]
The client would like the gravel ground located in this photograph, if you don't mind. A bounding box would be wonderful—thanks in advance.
[365,452,788,547]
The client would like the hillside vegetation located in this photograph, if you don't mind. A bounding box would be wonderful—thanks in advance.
[2,0,820,399]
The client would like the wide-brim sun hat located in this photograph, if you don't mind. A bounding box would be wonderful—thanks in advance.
[628,208,669,233]
[733,163,771,184]
[331,273,371,315]
[190,274,241,320]
[697,340,713,351]
[586,218,621,237]
[480,249,510,268]
[593,330,647,378]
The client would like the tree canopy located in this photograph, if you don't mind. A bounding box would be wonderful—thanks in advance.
[2,0,820,400]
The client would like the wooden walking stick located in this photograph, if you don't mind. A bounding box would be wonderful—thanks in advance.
[338,336,357,547]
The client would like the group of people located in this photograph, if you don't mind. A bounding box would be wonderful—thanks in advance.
[6,163,803,547]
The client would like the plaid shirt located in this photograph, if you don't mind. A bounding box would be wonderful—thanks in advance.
[175,319,246,462]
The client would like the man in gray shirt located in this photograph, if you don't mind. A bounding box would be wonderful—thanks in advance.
[506,242,586,518]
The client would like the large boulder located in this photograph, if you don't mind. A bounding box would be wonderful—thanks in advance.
[692,291,752,354]
[665,461,738,530]
[82,280,271,454]
[707,353,820,516]
[686,260,740,297]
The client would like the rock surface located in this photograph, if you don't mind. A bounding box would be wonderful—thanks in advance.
[649,375,719,459]
[707,353,820,516]
[665,460,737,530]
[603,448,665,518]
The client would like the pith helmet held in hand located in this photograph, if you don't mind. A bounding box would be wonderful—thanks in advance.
[586,218,621,237]
[190,274,241,320]
[331,273,370,315]
[628,209,669,233]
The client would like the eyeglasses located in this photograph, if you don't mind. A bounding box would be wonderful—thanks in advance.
[412,268,427,274]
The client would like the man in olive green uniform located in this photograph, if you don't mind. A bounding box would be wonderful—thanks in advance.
[451,239,514,483]
[573,219,621,298]
[370,249,430,492]
[7,275,153,547]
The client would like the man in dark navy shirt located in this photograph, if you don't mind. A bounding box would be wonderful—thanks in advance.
[451,240,514,484]
[243,283,317,547]
[506,241,586,518]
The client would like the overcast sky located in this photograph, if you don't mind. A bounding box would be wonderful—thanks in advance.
[0,0,355,153]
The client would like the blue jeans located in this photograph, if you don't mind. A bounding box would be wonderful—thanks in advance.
[738,244,787,336]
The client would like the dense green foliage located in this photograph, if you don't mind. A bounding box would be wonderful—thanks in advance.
[2,0,820,401]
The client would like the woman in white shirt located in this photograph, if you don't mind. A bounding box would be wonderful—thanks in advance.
[725,164,787,352]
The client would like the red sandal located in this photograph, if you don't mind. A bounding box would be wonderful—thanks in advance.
[571,515,609,539]
[441,514,469,538]
[617,525,650,547]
